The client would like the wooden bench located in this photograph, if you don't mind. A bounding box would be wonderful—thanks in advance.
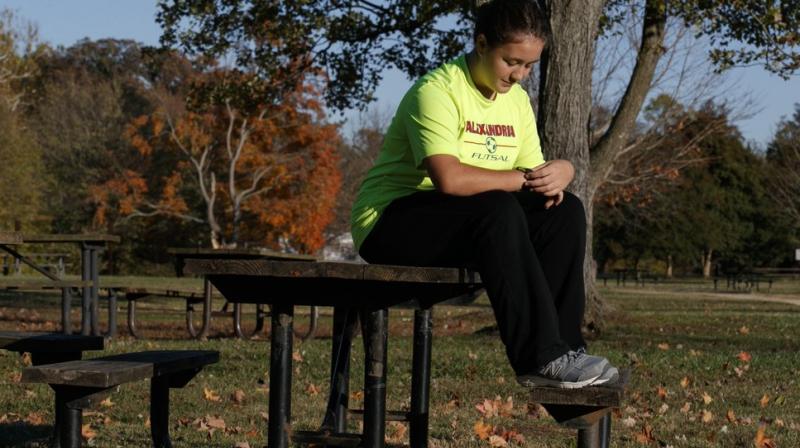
[529,370,629,448]
[0,331,104,365]
[0,280,95,335]
[22,350,219,448]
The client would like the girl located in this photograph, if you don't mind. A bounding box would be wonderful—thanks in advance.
[350,0,617,388]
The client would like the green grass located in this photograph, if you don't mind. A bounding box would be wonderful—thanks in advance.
[0,278,798,447]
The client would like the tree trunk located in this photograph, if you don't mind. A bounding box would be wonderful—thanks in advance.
[538,0,606,333]
[666,254,673,278]
[702,249,713,278]
[538,0,667,333]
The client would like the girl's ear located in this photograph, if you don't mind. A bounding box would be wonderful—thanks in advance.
[475,34,489,56]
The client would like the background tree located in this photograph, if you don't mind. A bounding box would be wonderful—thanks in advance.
[156,0,800,329]
[91,69,342,253]
[0,10,44,230]
[767,104,800,228]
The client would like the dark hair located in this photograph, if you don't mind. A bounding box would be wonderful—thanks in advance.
[474,0,551,47]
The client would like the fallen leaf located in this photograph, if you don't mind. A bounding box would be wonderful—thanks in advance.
[292,351,304,362]
[203,387,221,402]
[657,343,670,351]
[228,389,244,404]
[21,353,31,366]
[488,434,508,447]
[634,424,655,444]
[754,423,776,448]
[680,376,690,388]
[81,423,96,440]
[622,416,636,428]
[725,409,736,423]
[235,442,251,448]
[657,386,668,400]
[760,394,770,408]
[738,325,750,335]
[737,351,752,363]
[701,409,713,423]
[206,416,226,430]
[680,402,691,414]
[100,397,114,408]
[702,392,713,405]
[475,398,499,418]
[658,403,669,414]
[24,412,43,425]
[474,419,492,440]
[305,383,320,396]
[386,421,407,443]
[468,351,478,360]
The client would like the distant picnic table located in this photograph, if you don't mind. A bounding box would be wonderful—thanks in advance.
[0,232,120,336]
[166,247,318,339]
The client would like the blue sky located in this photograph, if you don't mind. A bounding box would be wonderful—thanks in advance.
[3,0,798,147]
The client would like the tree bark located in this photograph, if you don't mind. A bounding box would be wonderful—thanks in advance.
[702,249,713,278]
[538,0,667,333]
[537,0,605,332]
[666,254,673,278]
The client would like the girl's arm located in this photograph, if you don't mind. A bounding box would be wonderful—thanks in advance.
[424,154,527,196]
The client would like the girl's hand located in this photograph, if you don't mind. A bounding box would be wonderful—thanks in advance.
[523,159,574,197]
[543,191,564,209]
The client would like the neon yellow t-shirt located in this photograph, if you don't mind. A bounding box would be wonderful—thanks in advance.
[350,55,545,251]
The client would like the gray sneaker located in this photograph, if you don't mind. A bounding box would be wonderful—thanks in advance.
[575,347,619,386]
[517,350,610,389]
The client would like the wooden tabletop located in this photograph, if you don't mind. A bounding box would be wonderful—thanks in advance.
[19,233,121,244]
[0,232,22,245]
[184,258,483,308]
[168,247,316,261]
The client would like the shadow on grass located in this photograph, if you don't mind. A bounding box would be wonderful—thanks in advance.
[0,422,51,448]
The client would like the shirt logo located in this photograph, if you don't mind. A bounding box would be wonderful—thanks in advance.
[485,137,497,153]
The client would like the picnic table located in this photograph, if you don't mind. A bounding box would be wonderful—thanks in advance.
[184,258,483,448]
[168,247,318,339]
[0,233,120,336]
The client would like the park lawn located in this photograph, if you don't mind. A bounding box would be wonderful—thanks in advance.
[0,280,797,447]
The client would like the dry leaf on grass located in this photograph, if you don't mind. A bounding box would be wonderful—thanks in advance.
[81,423,96,440]
[386,421,407,443]
[754,423,776,448]
[760,394,770,408]
[203,387,221,402]
[305,383,320,396]
[24,412,44,425]
[488,434,508,447]
[680,402,691,414]
[738,325,750,335]
[702,392,713,405]
[235,442,251,448]
[657,343,670,351]
[701,409,713,423]
[725,409,736,423]
[737,351,752,363]
[634,424,655,444]
[232,389,246,404]
[100,397,114,408]
[474,419,493,440]
[680,376,690,388]
[292,350,304,362]
[657,386,668,400]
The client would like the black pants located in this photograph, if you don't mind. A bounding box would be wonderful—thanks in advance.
[359,189,587,375]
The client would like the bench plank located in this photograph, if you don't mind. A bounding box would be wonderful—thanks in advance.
[184,258,482,284]
[0,332,104,353]
[20,233,120,244]
[22,350,219,388]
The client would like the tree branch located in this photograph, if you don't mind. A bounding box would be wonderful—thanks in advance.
[590,0,667,194]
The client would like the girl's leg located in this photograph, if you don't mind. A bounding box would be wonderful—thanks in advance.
[359,189,571,374]
[511,190,588,350]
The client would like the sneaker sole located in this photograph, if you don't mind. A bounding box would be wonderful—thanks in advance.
[517,373,602,389]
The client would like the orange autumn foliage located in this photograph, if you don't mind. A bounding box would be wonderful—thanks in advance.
[91,75,342,254]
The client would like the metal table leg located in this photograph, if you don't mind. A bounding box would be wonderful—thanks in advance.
[361,307,388,448]
[268,303,294,448]
[410,307,433,448]
[321,307,358,432]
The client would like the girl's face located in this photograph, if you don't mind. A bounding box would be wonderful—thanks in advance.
[472,33,545,99]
